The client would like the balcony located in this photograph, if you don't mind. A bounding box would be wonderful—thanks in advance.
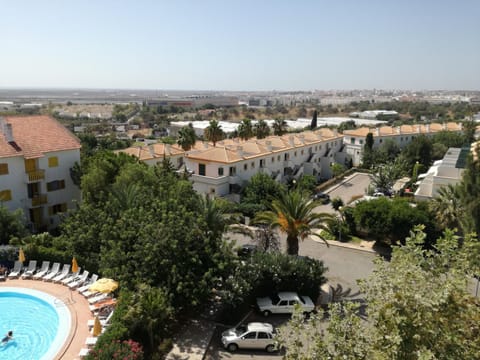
[26,169,45,182]
[31,194,48,207]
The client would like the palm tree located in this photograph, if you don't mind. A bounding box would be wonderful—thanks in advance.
[204,120,224,146]
[254,190,334,255]
[177,123,196,151]
[237,119,254,140]
[430,184,465,232]
[255,119,270,139]
[273,118,287,136]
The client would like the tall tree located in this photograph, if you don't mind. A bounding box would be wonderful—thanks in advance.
[272,118,287,136]
[177,123,196,151]
[459,144,480,235]
[310,110,317,130]
[254,119,270,139]
[429,184,465,232]
[254,190,334,255]
[237,119,254,140]
[204,119,224,146]
[0,206,29,245]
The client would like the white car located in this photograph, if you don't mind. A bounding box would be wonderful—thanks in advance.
[221,322,276,353]
[256,291,315,316]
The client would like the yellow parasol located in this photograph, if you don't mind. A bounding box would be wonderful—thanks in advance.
[71,257,79,273]
[92,315,102,337]
[88,278,119,293]
[18,248,26,263]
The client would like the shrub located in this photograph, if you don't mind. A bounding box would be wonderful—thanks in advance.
[85,339,144,360]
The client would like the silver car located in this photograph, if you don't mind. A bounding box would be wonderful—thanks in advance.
[221,322,276,353]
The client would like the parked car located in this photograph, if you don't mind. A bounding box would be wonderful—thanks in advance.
[237,244,258,258]
[312,192,330,204]
[221,322,276,353]
[256,291,315,316]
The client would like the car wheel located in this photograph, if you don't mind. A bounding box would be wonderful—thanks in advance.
[266,344,275,353]
[227,343,238,352]
[262,310,271,317]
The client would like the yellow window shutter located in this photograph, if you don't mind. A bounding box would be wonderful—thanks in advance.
[48,157,59,167]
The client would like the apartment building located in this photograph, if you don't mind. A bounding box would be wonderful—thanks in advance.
[119,142,185,169]
[343,122,463,166]
[0,116,81,231]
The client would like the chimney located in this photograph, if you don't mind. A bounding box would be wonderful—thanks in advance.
[458,122,463,130]
[416,124,421,133]
[148,145,155,157]
[425,124,430,132]
[396,126,401,134]
[375,128,380,136]
[288,135,295,147]
[237,145,244,157]
[4,123,14,142]
[299,134,305,144]
[442,123,447,130]
[266,140,273,152]
[165,143,171,156]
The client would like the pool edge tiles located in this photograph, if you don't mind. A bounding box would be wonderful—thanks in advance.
[0,287,72,360]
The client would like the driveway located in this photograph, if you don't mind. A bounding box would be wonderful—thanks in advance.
[315,172,372,213]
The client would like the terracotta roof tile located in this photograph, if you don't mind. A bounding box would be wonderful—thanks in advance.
[343,122,461,137]
[0,116,80,159]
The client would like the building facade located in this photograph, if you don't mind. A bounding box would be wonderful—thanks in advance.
[0,116,81,231]
[343,122,463,166]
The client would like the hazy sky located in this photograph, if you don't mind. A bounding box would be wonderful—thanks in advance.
[1,0,479,91]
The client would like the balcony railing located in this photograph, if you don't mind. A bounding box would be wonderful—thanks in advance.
[26,169,45,182]
[31,194,47,207]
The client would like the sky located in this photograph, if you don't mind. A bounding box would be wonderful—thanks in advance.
[1,0,479,91]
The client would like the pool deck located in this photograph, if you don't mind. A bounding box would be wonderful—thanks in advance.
[0,278,93,360]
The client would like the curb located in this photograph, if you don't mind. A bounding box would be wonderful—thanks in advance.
[311,237,380,255]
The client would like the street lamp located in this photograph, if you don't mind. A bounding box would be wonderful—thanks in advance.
[337,206,343,242]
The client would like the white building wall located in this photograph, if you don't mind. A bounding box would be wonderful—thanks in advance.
[0,156,28,214]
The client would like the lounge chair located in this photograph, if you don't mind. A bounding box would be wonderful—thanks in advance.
[89,298,117,312]
[68,271,89,289]
[52,264,70,283]
[87,309,114,328]
[21,260,37,279]
[78,348,90,358]
[33,261,50,279]
[85,337,98,347]
[61,267,81,285]
[43,262,60,281]
[78,274,98,294]
[8,261,23,278]
[88,293,108,304]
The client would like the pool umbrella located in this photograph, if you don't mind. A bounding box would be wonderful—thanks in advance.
[18,248,26,263]
[71,257,79,273]
[92,315,102,337]
[89,278,119,293]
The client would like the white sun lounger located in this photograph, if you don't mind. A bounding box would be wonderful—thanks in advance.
[33,261,50,279]
[52,264,70,283]
[8,261,23,278]
[85,337,98,347]
[21,260,37,278]
[61,267,82,285]
[68,271,89,289]
[88,293,108,304]
[87,310,114,328]
[79,348,90,358]
[43,262,61,281]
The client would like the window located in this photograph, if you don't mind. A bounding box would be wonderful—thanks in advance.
[47,180,65,192]
[218,167,224,176]
[379,139,383,143]
[301,150,304,155]
[258,332,270,339]
[198,164,206,176]
[260,159,265,168]
[359,140,364,145]
[279,300,288,306]
[271,157,275,163]
[350,138,355,144]
[48,156,59,167]
[289,300,298,306]
[244,164,248,171]
[229,166,236,176]
[0,163,8,175]
[284,153,289,161]
[49,203,67,215]
[277,155,281,161]
[315,146,318,151]
[0,190,12,201]
[244,332,256,339]
[294,151,297,157]
[251,162,255,169]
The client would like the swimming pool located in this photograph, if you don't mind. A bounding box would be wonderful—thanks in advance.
[0,287,71,360]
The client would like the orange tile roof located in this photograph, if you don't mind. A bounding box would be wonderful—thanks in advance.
[118,143,184,161]
[0,115,81,159]
[343,122,462,137]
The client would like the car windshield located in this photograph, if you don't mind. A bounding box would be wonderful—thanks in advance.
[235,325,247,335]
[270,294,280,304]
[299,296,306,304]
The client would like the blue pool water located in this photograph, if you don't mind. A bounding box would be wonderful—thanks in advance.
[0,288,71,360]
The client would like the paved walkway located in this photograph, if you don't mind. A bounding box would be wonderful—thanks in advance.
[166,319,216,360]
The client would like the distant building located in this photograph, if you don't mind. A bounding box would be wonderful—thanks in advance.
[0,115,81,231]
[343,122,463,166]
[146,96,238,109]
[349,110,398,119]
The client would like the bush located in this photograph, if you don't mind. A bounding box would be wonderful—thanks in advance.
[85,339,144,360]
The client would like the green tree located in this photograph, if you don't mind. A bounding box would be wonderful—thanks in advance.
[272,118,287,136]
[458,144,480,235]
[177,123,196,151]
[241,173,286,213]
[0,206,29,245]
[237,119,254,140]
[254,190,334,255]
[204,119,224,146]
[402,135,433,168]
[462,118,477,144]
[330,163,345,178]
[362,133,375,168]
[277,227,480,360]
[254,119,270,139]
[310,110,317,130]
[429,184,465,232]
